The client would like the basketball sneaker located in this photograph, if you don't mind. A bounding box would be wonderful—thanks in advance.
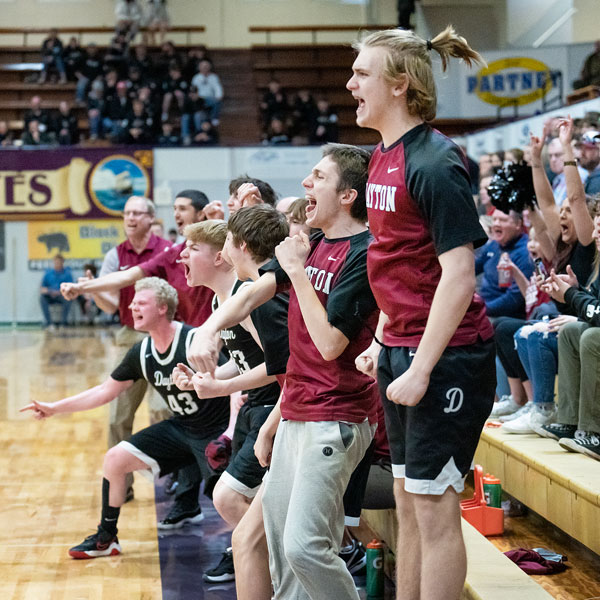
[203,547,235,583]
[489,395,522,419]
[68,526,121,559]
[157,505,204,530]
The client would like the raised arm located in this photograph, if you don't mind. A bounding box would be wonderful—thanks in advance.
[187,273,277,373]
[558,117,594,246]
[61,266,144,300]
[527,207,556,263]
[530,130,560,243]
[20,377,132,419]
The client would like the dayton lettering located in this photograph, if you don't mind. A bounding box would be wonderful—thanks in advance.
[366,183,397,212]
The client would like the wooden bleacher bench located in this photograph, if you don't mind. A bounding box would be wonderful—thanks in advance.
[566,85,600,105]
[249,24,396,45]
[475,426,600,555]
[358,508,553,600]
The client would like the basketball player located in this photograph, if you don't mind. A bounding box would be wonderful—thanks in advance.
[189,143,379,600]
[174,209,289,582]
[348,28,495,599]
[21,277,230,559]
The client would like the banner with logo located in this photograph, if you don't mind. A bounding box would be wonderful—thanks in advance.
[0,148,153,220]
[27,220,126,271]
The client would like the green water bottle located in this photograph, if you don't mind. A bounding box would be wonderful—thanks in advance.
[366,539,384,598]
[483,473,502,508]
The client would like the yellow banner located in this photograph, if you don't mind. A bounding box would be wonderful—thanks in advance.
[28,220,125,265]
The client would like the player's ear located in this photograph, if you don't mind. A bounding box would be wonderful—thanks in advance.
[340,187,358,209]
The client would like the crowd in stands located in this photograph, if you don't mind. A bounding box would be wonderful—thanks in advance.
[475,109,600,462]
[259,79,339,146]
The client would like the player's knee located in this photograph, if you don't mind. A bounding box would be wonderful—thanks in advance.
[283,535,309,573]
[103,446,130,477]
[212,482,234,515]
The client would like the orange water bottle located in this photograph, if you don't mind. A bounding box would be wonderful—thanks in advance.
[497,253,512,288]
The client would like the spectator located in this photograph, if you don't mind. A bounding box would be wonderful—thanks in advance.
[397,0,416,29]
[573,40,600,89]
[168,228,178,243]
[103,80,132,141]
[262,117,290,146]
[181,85,206,145]
[260,79,288,128]
[192,119,218,146]
[40,255,73,329]
[53,101,79,145]
[157,121,180,146]
[130,43,155,79]
[143,0,170,46]
[479,152,494,178]
[74,43,103,105]
[581,131,600,194]
[548,135,589,205]
[104,31,130,77]
[490,150,504,169]
[0,121,14,147]
[505,147,524,164]
[284,197,310,237]
[161,62,188,122]
[184,45,210,81]
[115,0,142,42]
[291,89,317,140]
[309,98,339,144]
[24,96,51,134]
[475,209,534,319]
[39,28,66,84]
[150,219,165,239]
[125,98,155,144]
[87,80,105,140]
[477,174,494,216]
[22,120,55,146]
[190,59,223,125]
[63,36,85,82]
[155,40,181,80]
[77,263,100,325]
[125,65,147,101]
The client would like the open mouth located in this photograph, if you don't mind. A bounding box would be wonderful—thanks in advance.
[305,197,317,217]
[354,96,365,114]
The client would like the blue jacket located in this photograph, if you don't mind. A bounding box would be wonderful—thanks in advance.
[475,233,534,318]
[41,267,73,291]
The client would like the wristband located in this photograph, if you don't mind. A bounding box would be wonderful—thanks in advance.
[563,160,577,167]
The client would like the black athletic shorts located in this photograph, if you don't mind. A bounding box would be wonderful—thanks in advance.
[220,403,275,498]
[377,339,495,495]
[119,418,223,484]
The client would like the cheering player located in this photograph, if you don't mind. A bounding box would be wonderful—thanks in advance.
[348,27,495,600]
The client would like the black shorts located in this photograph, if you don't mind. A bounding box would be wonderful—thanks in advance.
[119,418,223,484]
[220,403,275,498]
[342,439,375,525]
[378,339,495,495]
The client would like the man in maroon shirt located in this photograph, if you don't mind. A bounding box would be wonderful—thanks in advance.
[188,144,379,600]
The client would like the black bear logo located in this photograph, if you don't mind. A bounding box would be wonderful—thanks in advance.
[38,232,70,253]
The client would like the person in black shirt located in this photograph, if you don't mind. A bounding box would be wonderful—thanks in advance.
[24,95,51,134]
[63,37,85,82]
[161,63,189,122]
[157,121,180,146]
[309,98,339,144]
[103,80,132,141]
[21,277,230,559]
[192,119,219,146]
[124,99,155,144]
[39,28,66,84]
[181,85,207,144]
[53,101,79,145]
[75,43,103,105]
[130,43,155,80]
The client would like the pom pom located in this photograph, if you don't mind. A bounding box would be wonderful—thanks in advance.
[488,163,536,214]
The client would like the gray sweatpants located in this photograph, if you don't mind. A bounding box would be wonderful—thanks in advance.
[262,419,374,600]
[557,321,600,432]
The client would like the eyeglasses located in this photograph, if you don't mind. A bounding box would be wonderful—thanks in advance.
[123,210,150,218]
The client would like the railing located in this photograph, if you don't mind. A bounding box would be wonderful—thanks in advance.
[249,24,396,45]
[0,26,206,47]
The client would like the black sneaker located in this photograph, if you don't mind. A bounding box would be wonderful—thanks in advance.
[340,539,366,576]
[203,548,235,583]
[559,432,600,460]
[534,422,577,441]
[157,505,204,530]
[69,527,121,559]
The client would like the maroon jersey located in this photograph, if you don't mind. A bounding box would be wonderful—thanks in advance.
[140,242,213,326]
[262,230,379,424]
[113,234,171,328]
[366,123,493,347]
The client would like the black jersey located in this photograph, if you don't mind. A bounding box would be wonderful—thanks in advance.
[214,281,281,407]
[111,322,230,433]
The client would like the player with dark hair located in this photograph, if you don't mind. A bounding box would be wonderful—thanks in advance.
[348,27,495,600]
[188,143,379,600]
[22,277,230,559]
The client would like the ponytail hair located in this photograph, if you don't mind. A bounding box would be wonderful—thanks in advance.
[354,25,486,121]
